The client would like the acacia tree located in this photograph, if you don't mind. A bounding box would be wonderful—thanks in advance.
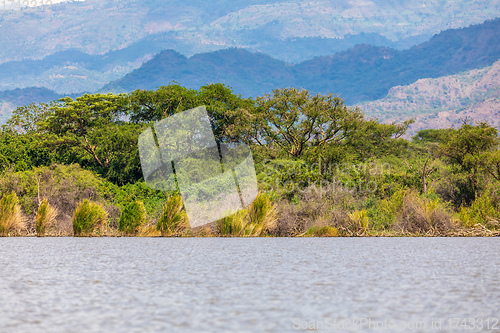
[198,83,253,142]
[43,94,128,166]
[441,121,499,199]
[41,93,143,185]
[128,83,252,142]
[2,102,54,134]
[228,88,364,158]
[127,83,199,123]
[479,150,500,181]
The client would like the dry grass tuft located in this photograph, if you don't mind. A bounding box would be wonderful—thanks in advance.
[35,199,58,236]
[397,191,454,234]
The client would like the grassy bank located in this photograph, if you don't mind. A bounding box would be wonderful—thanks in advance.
[0,164,498,237]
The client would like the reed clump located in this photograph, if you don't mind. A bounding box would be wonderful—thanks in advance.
[35,199,58,236]
[216,209,248,236]
[118,201,147,235]
[303,226,339,237]
[216,193,277,236]
[157,195,189,236]
[72,200,108,236]
[246,193,277,236]
[0,192,25,236]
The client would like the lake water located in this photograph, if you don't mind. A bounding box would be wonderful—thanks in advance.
[0,238,499,332]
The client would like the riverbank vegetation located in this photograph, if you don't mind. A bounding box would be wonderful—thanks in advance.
[0,83,499,237]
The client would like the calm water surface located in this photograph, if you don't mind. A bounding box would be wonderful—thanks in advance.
[0,238,499,332]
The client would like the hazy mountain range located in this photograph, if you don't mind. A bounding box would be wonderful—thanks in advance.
[1,0,498,64]
[102,18,500,102]
[0,0,498,132]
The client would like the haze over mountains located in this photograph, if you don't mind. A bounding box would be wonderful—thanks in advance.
[99,18,500,103]
[0,0,498,132]
[1,0,498,63]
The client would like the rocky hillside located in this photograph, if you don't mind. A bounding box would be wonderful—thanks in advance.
[359,60,500,134]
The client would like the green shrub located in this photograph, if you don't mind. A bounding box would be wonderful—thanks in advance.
[0,192,25,236]
[458,192,500,229]
[72,200,108,236]
[348,209,369,230]
[369,188,406,229]
[36,199,58,236]
[118,201,147,235]
[157,195,188,236]
[215,193,277,237]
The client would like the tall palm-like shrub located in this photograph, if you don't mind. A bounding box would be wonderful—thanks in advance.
[157,195,189,236]
[35,199,58,236]
[72,200,108,236]
[246,193,277,236]
[0,192,25,236]
[118,201,147,235]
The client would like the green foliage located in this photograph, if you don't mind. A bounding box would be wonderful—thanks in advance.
[458,190,500,229]
[35,199,58,236]
[0,132,58,173]
[412,128,454,143]
[118,201,147,235]
[479,150,500,181]
[439,121,499,203]
[72,200,108,236]
[441,121,498,170]
[128,83,199,123]
[368,188,406,229]
[113,181,170,218]
[156,195,188,236]
[0,192,25,236]
[39,94,142,185]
